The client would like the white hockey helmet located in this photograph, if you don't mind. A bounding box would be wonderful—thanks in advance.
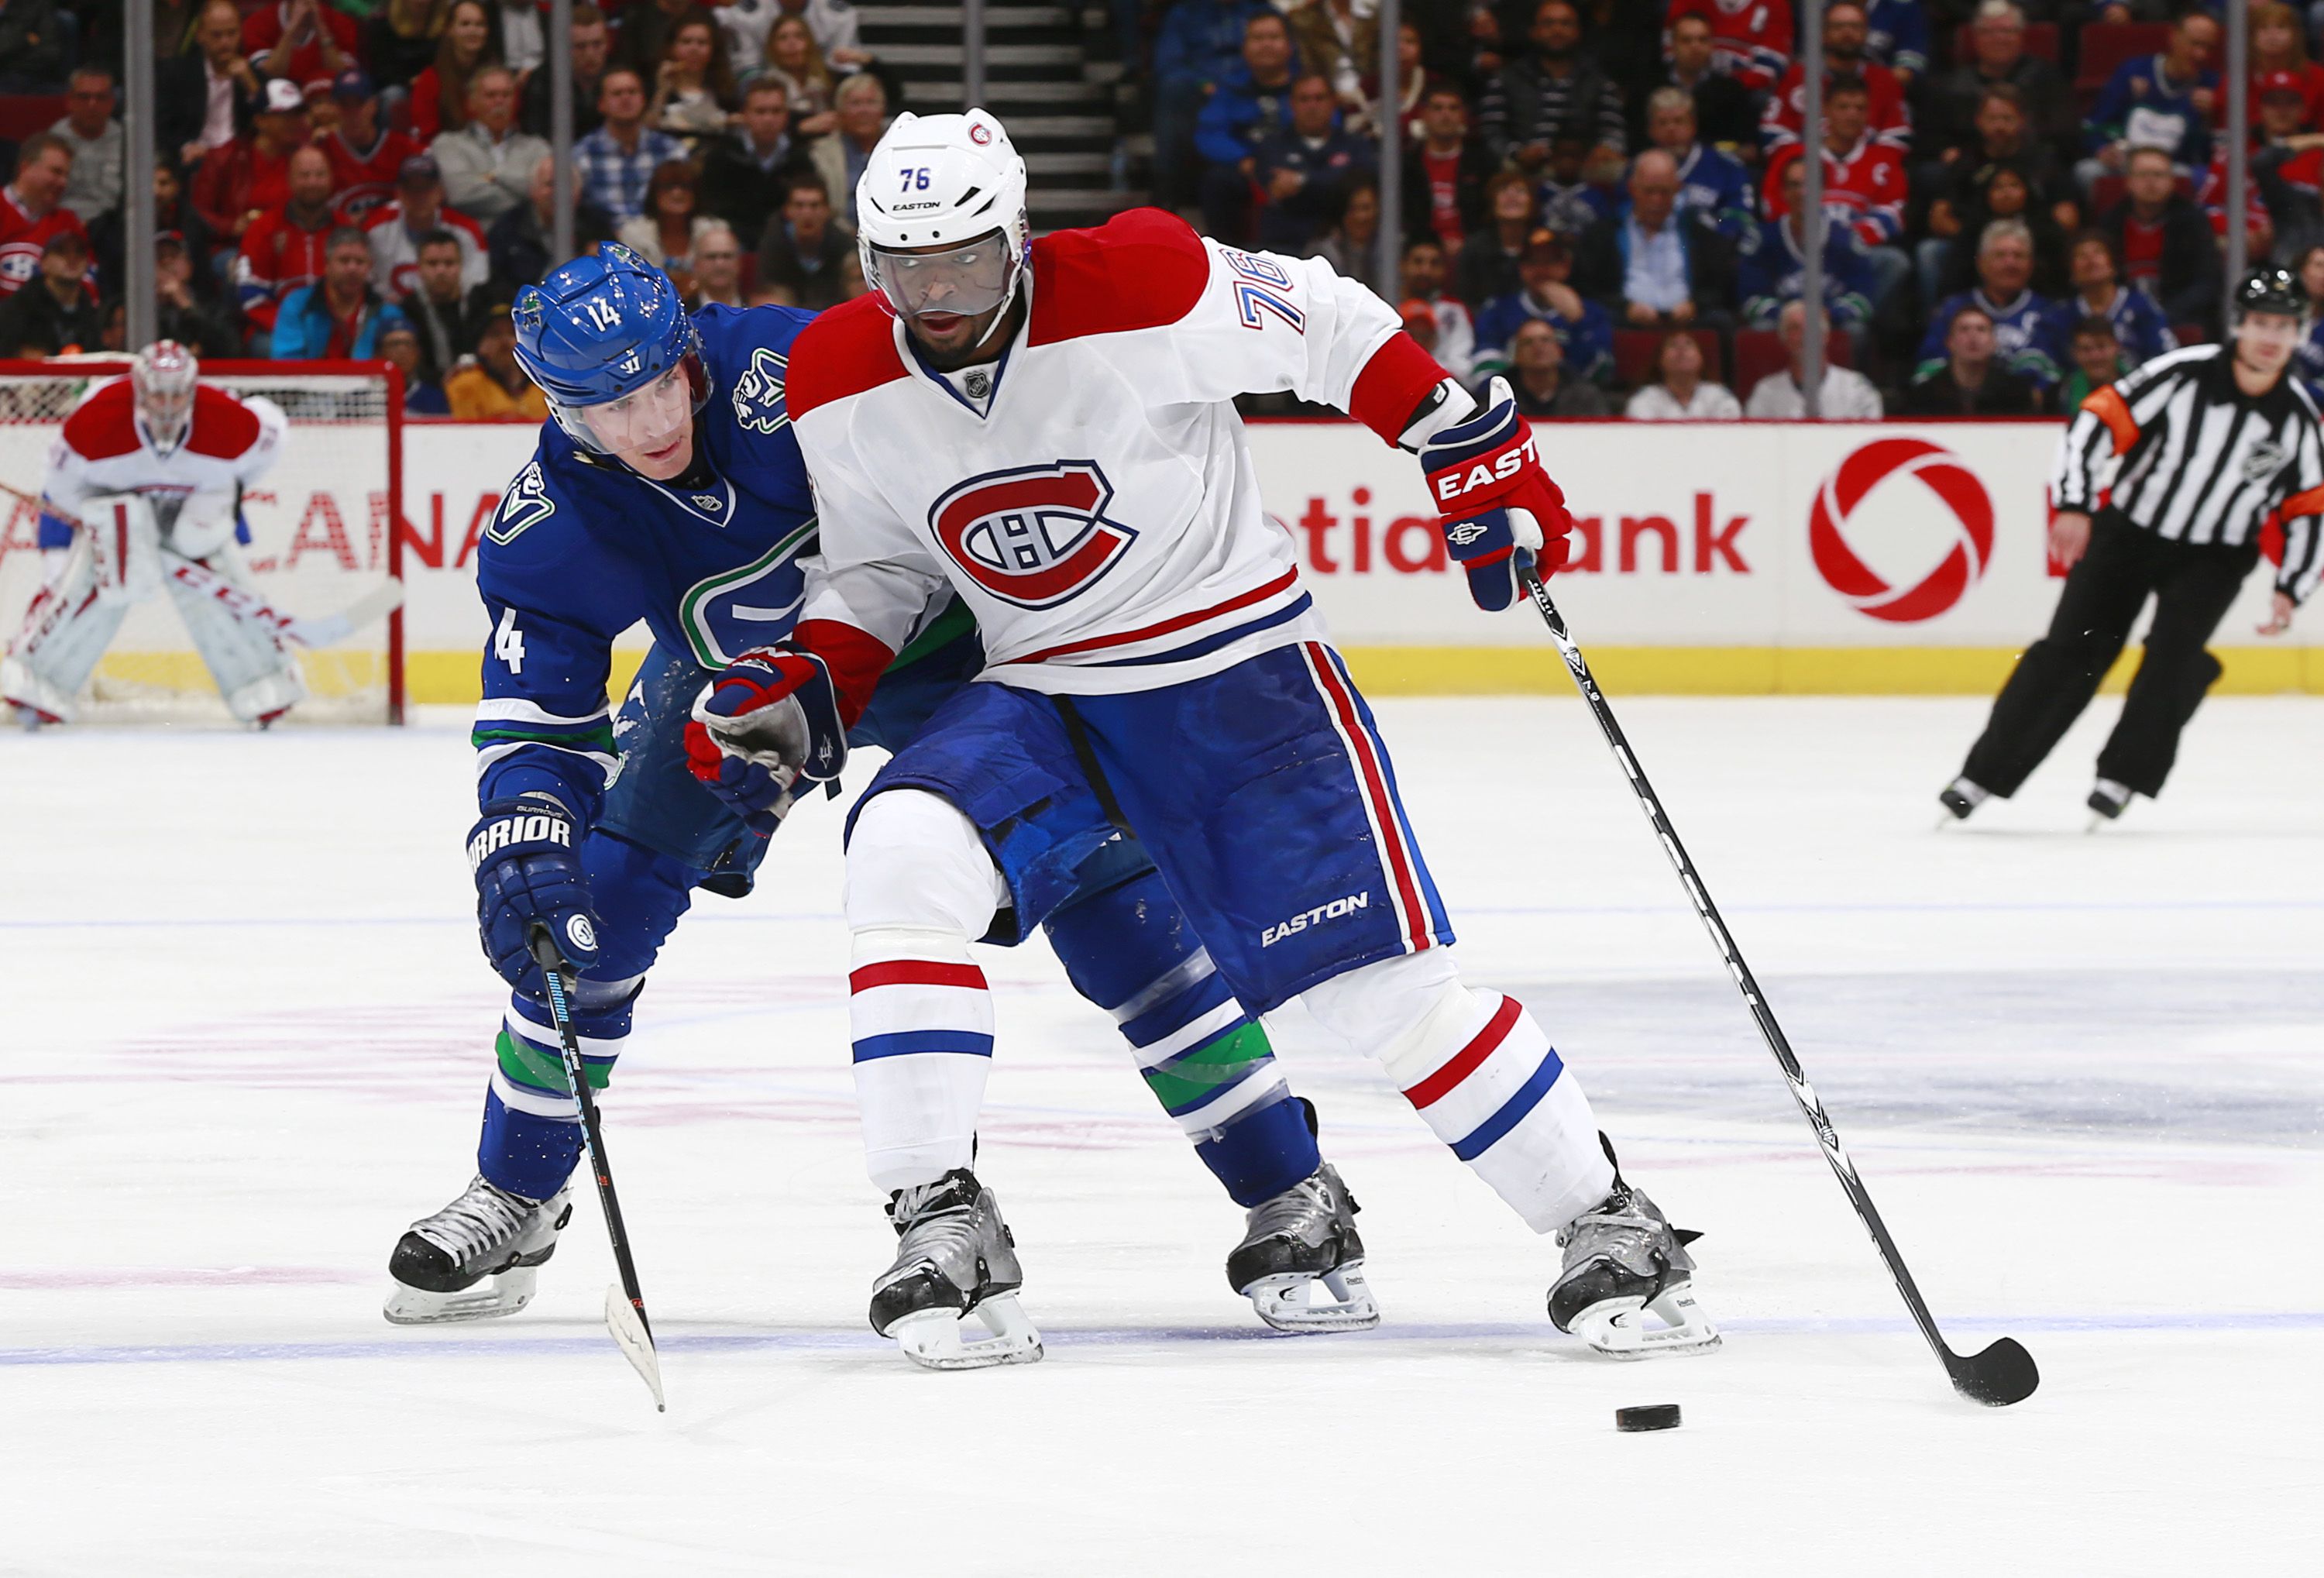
[131,340,199,452]
[854,109,1030,341]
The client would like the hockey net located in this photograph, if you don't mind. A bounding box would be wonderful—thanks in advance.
[0,357,404,725]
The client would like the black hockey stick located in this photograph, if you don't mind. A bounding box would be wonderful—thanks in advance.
[1516,566,2039,1408]
[529,929,667,1411]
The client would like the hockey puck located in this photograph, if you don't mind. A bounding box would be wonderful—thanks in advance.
[1614,1404,1682,1433]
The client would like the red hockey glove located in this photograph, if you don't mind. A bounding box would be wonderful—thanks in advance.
[1418,376,1574,611]
[682,646,847,834]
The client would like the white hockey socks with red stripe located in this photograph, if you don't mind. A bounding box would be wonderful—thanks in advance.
[846,789,1010,1195]
[1305,951,1614,1233]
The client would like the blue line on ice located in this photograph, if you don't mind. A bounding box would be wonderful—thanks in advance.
[7,897,2324,933]
[5,1311,2318,1367]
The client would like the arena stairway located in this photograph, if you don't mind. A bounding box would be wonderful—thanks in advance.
[855,2,1145,231]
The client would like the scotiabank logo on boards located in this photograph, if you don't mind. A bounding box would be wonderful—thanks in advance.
[1807,438,1995,623]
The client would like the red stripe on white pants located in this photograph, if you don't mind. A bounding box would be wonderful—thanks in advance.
[1303,641,1427,951]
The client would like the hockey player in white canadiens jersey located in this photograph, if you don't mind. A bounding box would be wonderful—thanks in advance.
[2,342,304,727]
[692,110,1720,1367]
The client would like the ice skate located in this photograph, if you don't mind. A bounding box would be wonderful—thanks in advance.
[869,1169,1043,1371]
[2086,778,2132,830]
[1547,1166,1719,1359]
[383,1175,572,1325]
[1936,775,1989,826]
[1227,1162,1378,1332]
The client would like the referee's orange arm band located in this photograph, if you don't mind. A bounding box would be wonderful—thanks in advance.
[2277,483,2324,520]
[2081,385,2140,453]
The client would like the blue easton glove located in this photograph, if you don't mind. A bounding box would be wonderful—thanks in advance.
[468,792,603,993]
[683,645,849,836]
[1417,376,1575,612]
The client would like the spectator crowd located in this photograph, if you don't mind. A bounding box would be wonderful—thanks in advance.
[1146,0,2324,419]
[0,0,902,413]
[3,1,2322,421]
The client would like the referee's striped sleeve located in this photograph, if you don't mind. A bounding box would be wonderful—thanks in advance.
[2051,349,2203,511]
[2277,419,2324,604]
[2052,387,2138,510]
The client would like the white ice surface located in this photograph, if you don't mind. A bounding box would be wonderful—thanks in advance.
[2,696,2319,1575]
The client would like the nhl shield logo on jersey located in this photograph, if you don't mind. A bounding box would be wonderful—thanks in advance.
[731,346,790,434]
[2241,437,2288,483]
[928,460,1137,608]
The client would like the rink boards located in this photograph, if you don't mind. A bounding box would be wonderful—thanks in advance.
[109,416,2324,702]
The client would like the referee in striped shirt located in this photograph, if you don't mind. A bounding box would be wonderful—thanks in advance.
[1942,267,2324,826]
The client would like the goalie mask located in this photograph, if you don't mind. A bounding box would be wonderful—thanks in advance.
[132,341,199,454]
[855,109,1031,351]
[511,244,710,480]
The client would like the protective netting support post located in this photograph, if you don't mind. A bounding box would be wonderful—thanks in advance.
[1800,0,1825,418]
[1376,0,1402,302]
[125,2,158,352]
[2224,0,2250,319]
[964,0,986,109]
[552,0,576,269]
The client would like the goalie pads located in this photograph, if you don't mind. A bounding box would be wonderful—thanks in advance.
[81,493,165,607]
[163,487,242,562]
[164,552,307,724]
[1,535,131,723]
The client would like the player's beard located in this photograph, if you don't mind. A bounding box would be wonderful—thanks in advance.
[907,296,1023,372]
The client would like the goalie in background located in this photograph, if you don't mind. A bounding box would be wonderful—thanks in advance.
[2,341,302,727]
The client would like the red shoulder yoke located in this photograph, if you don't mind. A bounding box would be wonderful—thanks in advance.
[184,386,263,461]
[786,294,909,420]
[1027,208,1212,346]
[58,380,140,462]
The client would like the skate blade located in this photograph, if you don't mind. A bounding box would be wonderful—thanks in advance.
[1243,1260,1382,1333]
[382,1265,539,1325]
[604,1284,666,1411]
[1567,1284,1722,1359]
[888,1294,1045,1371]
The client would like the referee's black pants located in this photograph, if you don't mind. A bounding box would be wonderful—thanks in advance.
[1962,513,2257,799]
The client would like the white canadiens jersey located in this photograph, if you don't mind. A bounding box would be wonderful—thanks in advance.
[786,210,1436,694]
[46,377,287,521]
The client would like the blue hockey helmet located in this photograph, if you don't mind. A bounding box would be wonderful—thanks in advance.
[512,243,709,456]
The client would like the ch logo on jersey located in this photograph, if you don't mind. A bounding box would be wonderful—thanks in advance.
[0,243,41,291]
[928,460,1136,609]
[731,346,790,434]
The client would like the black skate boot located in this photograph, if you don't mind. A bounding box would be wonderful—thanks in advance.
[383,1174,572,1325]
[869,1168,1042,1370]
[1937,775,1989,823]
[1227,1159,1379,1333]
[1547,1138,1719,1358]
[2086,777,2132,829]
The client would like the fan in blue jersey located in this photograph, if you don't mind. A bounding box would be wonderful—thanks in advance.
[381,245,1377,1341]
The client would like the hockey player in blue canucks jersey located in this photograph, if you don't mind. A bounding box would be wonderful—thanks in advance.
[382,246,1375,1342]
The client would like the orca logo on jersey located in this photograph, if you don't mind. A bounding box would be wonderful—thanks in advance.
[927,460,1137,609]
[731,346,790,435]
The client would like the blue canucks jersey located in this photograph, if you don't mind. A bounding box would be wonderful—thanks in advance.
[470,303,821,823]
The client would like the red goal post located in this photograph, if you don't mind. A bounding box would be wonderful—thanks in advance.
[0,357,407,725]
